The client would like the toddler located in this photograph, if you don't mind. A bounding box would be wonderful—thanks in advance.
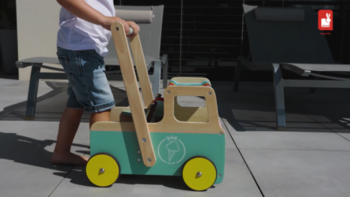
[51,0,139,165]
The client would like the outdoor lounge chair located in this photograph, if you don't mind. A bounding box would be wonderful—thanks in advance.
[233,4,350,130]
[16,5,168,120]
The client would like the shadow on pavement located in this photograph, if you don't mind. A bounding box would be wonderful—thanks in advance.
[53,169,195,191]
[0,81,129,122]
[0,131,86,171]
[0,131,194,191]
[0,81,66,118]
[211,81,350,133]
[3,80,350,133]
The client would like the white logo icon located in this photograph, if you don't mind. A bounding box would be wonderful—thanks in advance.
[166,141,180,161]
[321,13,331,27]
[157,135,186,165]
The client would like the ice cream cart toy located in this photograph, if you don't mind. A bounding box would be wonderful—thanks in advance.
[86,22,226,191]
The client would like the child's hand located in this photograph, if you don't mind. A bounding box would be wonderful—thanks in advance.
[102,16,130,34]
[126,21,140,37]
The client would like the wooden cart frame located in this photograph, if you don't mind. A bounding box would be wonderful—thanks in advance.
[87,22,226,191]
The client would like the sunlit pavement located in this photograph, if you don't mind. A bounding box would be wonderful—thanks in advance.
[1,78,350,197]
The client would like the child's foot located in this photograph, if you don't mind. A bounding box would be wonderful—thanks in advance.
[51,152,89,166]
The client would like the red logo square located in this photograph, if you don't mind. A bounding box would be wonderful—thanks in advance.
[318,10,333,31]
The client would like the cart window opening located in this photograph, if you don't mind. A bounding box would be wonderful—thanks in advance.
[176,96,206,107]
[174,96,208,122]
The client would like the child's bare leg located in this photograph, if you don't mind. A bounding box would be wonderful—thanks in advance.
[90,110,111,128]
[51,107,88,165]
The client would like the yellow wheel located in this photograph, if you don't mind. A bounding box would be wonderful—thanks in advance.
[86,153,120,187]
[182,157,217,191]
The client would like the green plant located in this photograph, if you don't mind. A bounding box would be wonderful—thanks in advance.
[0,0,17,30]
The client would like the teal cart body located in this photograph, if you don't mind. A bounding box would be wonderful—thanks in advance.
[90,130,226,185]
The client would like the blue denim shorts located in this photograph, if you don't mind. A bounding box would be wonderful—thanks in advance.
[56,47,115,113]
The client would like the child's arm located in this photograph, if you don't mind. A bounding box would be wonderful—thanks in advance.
[57,0,132,34]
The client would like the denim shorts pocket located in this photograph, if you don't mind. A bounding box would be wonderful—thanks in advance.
[80,50,104,65]
[57,54,67,62]
[57,53,75,87]
[67,71,75,87]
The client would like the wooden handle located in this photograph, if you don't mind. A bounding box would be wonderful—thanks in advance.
[111,22,156,167]
[129,35,154,107]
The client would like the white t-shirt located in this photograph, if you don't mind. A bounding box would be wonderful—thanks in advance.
[56,0,115,57]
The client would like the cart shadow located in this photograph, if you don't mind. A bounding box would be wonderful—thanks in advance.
[117,174,203,191]
[60,151,213,191]
[55,152,202,191]
[54,167,212,191]
[73,151,209,191]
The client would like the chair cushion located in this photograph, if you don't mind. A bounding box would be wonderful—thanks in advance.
[255,7,305,22]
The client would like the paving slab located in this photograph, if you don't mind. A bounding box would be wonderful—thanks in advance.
[218,102,332,132]
[326,128,350,142]
[0,79,128,114]
[309,117,350,142]
[228,131,350,151]
[0,81,66,118]
[0,78,22,87]
[0,119,90,146]
[333,131,350,142]
[2,79,350,197]
[0,159,70,197]
[221,115,350,152]
[0,99,28,114]
[216,82,350,128]
[49,119,262,197]
[221,102,350,197]
[1,83,128,121]
[231,133,350,151]
[237,121,331,132]
[240,149,350,197]
[0,121,90,197]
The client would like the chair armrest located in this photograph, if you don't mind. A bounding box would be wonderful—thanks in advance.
[16,61,32,68]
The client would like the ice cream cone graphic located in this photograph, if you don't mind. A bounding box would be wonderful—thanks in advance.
[168,149,176,161]
[166,141,180,162]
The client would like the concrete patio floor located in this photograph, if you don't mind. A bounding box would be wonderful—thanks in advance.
[1,78,350,197]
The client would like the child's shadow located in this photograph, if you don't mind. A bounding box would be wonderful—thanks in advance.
[0,132,193,191]
[0,131,89,172]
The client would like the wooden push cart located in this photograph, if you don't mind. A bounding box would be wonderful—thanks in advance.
[86,22,226,191]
